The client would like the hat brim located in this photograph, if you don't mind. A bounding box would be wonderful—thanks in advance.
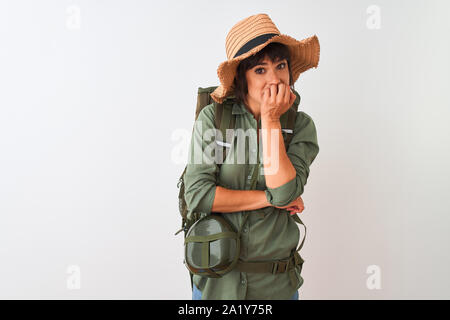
[211,34,320,103]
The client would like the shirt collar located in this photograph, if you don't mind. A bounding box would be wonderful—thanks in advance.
[226,95,256,119]
[223,93,246,115]
[231,101,261,125]
[232,102,246,115]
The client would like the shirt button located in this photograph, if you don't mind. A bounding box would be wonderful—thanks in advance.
[241,279,246,285]
[243,227,248,233]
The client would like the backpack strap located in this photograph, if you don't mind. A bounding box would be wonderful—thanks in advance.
[291,214,306,252]
[196,86,217,120]
[280,90,301,148]
[214,102,236,164]
[196,86,236,165]
[280,107,296,148]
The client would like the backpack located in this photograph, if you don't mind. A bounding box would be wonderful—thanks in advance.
[176,86,307,288]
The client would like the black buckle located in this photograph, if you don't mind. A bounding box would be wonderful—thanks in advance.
[272,259,290,274]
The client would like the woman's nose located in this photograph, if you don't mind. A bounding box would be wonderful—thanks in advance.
[266,68,281,84]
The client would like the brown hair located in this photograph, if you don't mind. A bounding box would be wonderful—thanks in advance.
[232,42,295,106]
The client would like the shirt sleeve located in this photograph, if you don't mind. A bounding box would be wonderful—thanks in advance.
[265,111,320,207]
[183,104,219,214]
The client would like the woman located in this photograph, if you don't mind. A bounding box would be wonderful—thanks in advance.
[184,13,320,300]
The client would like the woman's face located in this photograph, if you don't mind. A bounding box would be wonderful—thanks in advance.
[244,55,290,108]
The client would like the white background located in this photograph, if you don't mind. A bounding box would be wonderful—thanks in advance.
[1,0,449,299]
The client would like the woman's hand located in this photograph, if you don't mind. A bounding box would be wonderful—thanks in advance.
[260,83,297,122]
[273,195,305,215]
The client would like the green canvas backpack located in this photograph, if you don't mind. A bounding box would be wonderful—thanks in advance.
[176,86,307,288]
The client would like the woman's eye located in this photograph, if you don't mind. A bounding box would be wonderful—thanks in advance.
[255,63,286,74]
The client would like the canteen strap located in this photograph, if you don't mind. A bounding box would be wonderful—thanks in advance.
[236,251,303,275]
[184,231,238,244]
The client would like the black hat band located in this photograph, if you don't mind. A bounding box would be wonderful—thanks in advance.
[233,33,278,58]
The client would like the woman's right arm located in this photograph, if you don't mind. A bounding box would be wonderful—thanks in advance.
[212,186,304,214]
[211,186,271,213]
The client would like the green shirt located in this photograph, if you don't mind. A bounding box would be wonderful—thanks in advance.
[184,101,319,300]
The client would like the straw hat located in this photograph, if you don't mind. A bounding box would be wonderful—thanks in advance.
[210,13,320,104]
